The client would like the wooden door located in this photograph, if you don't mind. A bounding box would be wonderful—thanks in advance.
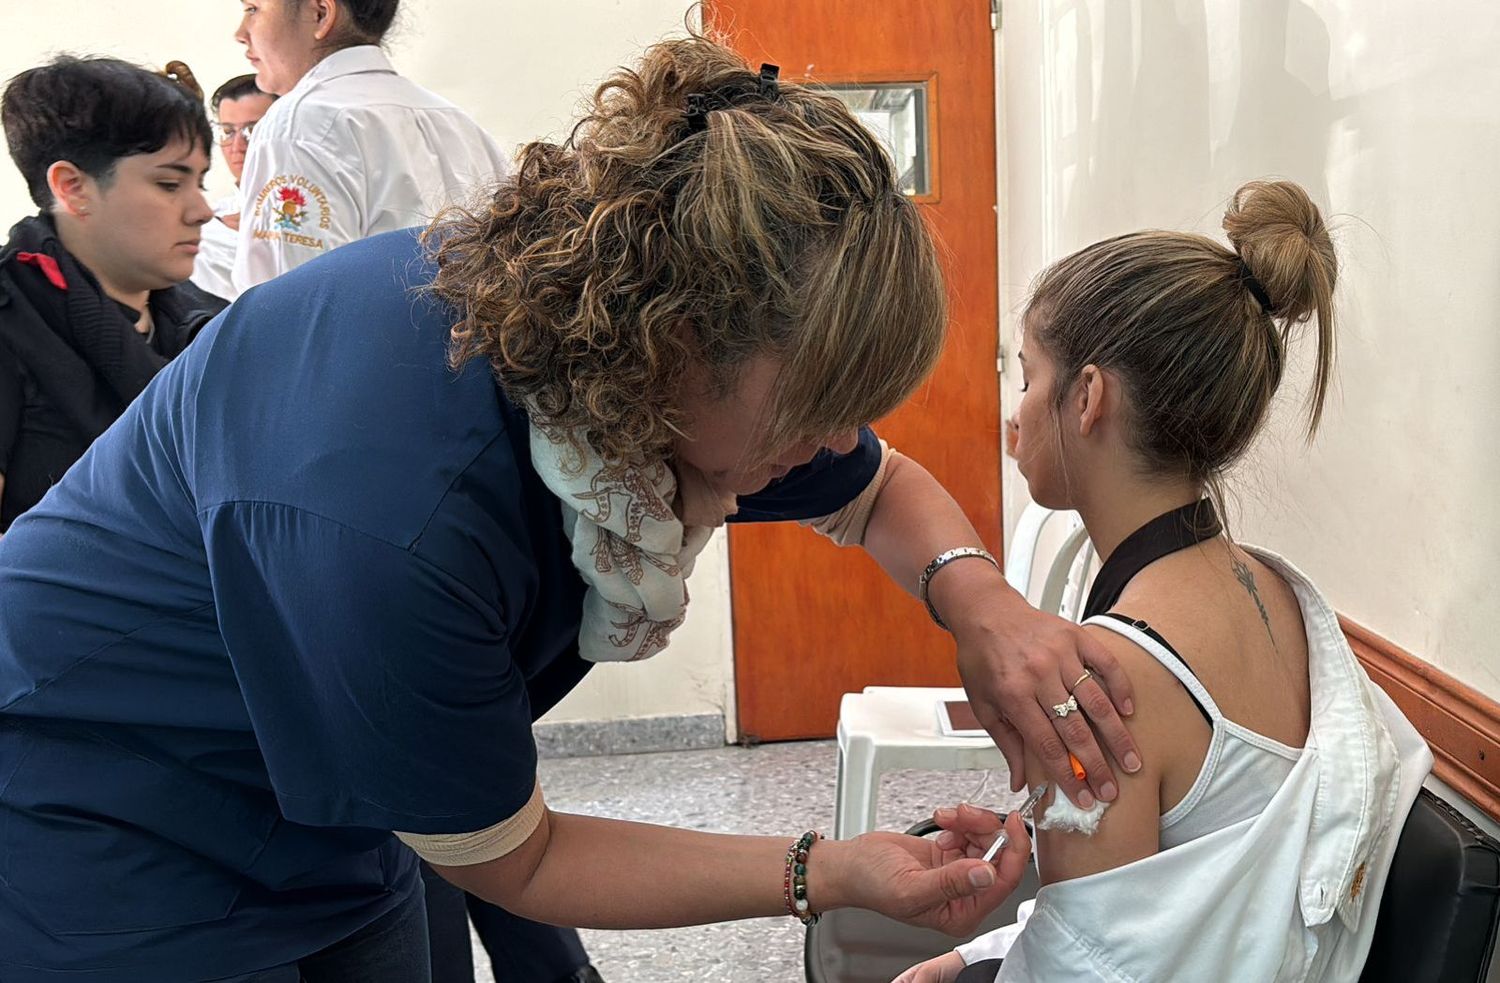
[716,1,1002,741]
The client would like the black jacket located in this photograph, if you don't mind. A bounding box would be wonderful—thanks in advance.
[0,215,227,529]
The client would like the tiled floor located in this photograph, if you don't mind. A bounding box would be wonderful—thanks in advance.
[470,741,1023,983]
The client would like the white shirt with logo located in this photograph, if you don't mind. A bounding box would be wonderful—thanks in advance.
[190,194,241,301]
[233,46,510,293]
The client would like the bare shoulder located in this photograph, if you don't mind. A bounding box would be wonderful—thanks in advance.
[1077,622,1205,753]
[1110,540,1311,746]
[1022,623,1210,885]
[1082,619,1215,779]
[1114,540,1302,655]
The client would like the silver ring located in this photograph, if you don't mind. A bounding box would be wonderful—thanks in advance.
[1052,694,1079,718]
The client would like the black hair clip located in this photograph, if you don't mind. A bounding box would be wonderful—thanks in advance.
[759,63,781,100]
[684,63,783,137]
[684,92,712,135]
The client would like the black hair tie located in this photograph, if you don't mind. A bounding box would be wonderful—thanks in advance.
[683,63,782,136]
[1237,258,1275,314]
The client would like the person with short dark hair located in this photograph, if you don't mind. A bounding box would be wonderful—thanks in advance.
[231,0,510,292]
[191,73,276,299]
[214,71,275,117]
[0,55,226,531]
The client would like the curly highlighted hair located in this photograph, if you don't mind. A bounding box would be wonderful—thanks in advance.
[425,33,947,463]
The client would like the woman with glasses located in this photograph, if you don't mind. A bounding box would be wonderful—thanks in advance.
[230,0,509,294]
[192,74,275,299]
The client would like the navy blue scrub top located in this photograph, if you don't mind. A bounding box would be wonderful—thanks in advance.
[0,230,882,981]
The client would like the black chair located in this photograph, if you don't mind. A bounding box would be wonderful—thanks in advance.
[807,789,1500,983]
[1358,789,1500,982]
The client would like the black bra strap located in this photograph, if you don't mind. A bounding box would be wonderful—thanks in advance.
[1099,613,1213,727]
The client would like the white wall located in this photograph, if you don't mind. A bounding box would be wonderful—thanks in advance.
[0,1,700,211]
[0,1,738,732]
[998,0,1500,698]
[0,5,248,212]
[540,533,738,734]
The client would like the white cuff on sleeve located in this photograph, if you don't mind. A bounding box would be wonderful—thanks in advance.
[799,440,898,547]
[395,781,545,867]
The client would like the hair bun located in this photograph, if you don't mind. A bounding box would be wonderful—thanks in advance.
[161,60,203,102]
[1222,180,1335,324]
[1222,179,1338,435]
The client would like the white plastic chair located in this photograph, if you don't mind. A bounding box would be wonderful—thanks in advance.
[1004,502,1097,624]
[832,504,1096,839]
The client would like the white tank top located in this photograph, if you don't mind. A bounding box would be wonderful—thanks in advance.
[1086,614,1304,849]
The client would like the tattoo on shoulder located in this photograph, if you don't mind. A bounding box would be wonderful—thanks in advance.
[1232,557,1278,649]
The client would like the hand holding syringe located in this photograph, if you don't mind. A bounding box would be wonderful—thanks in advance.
[982,783,1048,863]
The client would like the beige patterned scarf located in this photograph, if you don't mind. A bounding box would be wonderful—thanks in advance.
[529,424,728,663]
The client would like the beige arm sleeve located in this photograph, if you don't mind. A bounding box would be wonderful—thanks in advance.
[395,780,545,867]
[799,439,899,547]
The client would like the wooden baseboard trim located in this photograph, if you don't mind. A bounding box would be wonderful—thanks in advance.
[1342,616,1500,822]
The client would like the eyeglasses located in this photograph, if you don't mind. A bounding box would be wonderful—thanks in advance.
[215,121,257,144]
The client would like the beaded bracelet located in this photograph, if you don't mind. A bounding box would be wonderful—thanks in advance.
[783,830,820,926]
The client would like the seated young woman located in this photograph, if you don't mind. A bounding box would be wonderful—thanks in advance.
[898,181,1431,983]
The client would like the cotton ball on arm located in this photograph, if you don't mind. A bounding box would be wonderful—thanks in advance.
[1034,786,1108,835]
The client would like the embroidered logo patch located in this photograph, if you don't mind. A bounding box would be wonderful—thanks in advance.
[252,175,332,250]
[274,186,308,230]
[1349,862,1367,900]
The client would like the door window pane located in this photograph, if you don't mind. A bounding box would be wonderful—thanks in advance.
[821,82,931,196]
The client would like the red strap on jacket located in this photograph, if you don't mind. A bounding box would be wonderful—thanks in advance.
[15,252,69,291]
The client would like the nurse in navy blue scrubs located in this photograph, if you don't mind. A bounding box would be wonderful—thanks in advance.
[0,36,1132,982]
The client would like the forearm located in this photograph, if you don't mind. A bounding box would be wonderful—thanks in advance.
[862,455,1027,632]
[439,810,857,930]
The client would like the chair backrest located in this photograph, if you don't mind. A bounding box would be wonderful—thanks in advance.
[1004,502,1096,622]
[1360,788,1500,982]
